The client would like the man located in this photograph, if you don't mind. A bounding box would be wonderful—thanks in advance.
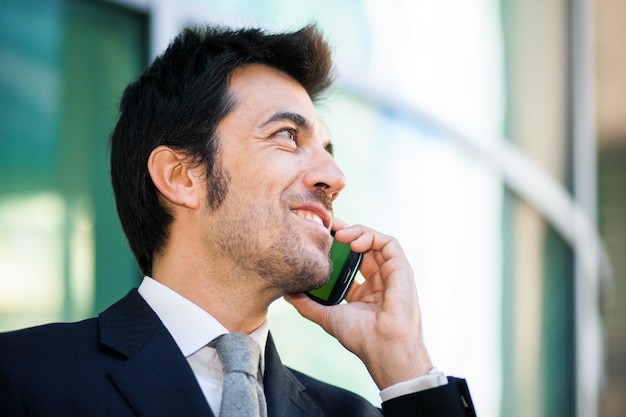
[0,25,476,416]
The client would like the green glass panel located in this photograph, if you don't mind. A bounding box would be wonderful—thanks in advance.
[0,0,146,330]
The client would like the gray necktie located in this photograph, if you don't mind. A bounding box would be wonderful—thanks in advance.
[210,333,267,417]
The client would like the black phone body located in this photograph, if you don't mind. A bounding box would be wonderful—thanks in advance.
[307,239,363,305]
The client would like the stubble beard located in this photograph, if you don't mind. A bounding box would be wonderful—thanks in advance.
[251,229,332,294]
[205,167,333,295]
[214,206,333,295]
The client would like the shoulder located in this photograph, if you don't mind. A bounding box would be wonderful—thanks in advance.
[0,288,150,368]
[285,368,476,417]
[0,318,98,353]
[0,319,100,376]
[0,319,103,411]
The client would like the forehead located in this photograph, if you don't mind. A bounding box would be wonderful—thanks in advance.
[225,64,329,136]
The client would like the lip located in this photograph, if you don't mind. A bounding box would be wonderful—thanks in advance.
[291,204,332,232]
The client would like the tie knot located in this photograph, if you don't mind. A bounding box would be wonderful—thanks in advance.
[210,332,261,377]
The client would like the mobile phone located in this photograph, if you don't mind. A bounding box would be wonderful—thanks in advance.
[307,238,363,305]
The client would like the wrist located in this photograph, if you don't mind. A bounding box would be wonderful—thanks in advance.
[379,368,448,401]
[368,340,433,390]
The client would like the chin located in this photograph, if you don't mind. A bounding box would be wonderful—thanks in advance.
[310,273,331,291]
[291,254,333,294]
[314,255,333,287]
[263,227,333,293]
[314,231,333,253]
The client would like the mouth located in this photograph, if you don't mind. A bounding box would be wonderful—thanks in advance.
[292,206,332,231]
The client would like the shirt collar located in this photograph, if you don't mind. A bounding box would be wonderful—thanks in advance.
[137,276,269,364]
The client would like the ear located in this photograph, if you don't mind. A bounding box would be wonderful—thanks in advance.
[148,146,203,209]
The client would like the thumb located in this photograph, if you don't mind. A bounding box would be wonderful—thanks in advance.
[283,293,333,332]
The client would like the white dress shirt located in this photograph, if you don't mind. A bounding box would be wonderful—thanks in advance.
[137,276,447,414]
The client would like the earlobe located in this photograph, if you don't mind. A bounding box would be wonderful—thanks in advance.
[148,146,202,209]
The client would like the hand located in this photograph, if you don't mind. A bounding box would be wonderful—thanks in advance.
[284,223,433,390]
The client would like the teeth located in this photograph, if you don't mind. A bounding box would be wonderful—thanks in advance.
[294,209,324,226]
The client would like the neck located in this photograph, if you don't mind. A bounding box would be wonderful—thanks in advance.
[151,248,280,334]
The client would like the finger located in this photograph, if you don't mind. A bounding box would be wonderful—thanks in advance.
[334,226,396,256]
[343,279,362,302]
[344,279,383,304]
[331,217,349,233]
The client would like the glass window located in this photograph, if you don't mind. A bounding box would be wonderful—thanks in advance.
[0,0,146,330]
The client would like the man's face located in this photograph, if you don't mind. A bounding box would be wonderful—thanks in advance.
[201,64,346,294]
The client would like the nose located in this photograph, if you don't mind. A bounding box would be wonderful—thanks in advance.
[305,146,347,201]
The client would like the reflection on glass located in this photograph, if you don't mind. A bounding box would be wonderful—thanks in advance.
[0,193,94,331]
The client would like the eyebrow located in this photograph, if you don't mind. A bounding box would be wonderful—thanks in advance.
[261,111,335,155]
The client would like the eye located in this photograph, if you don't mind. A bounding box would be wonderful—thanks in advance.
[274,128,297,143]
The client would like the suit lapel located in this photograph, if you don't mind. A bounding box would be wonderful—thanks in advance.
[264,333,321,417]
[99,289,214,417]
[98,290,331,417]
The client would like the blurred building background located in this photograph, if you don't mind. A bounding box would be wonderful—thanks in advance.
[0,1,624,416]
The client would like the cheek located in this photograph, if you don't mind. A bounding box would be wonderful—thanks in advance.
[224,151,303,208]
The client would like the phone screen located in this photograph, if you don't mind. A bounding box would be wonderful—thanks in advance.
[307,239,362,305]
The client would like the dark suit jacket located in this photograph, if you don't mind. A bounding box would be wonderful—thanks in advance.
[0,289,475,416]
